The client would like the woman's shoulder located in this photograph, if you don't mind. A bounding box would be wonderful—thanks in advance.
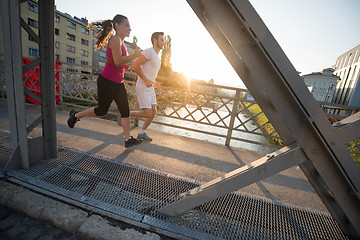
[108,35,120,48]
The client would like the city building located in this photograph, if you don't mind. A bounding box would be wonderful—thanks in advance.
[92,37,137,77]
[91,30,107,76]
[1,1,140,80]
[21,0,93,74]
[333,44,360,107]
[302,68,340,102]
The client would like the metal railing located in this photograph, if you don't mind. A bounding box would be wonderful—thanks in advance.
[1,62,359,150]
[57,64,283,149]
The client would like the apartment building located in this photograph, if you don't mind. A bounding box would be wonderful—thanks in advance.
[302,68,339,102]
[333,44,360,107]
[22,0,93,73]
[92,38,137,77]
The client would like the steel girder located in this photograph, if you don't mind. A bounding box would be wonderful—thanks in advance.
[159,0,360,237]
[1,0,56,171]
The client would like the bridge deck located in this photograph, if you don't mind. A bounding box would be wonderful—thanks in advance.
[0,101,347,239]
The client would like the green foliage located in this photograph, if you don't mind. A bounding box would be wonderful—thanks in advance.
[347,138,360,169]
[244,102,284,146]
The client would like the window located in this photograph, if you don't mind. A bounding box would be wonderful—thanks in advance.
[81,38,89,46]
[28,2,38,13]
[312,81,318,88]
[29,48,39,57]
[55,15,60,23]
[67,21,76,29]
[81,27,89,35]
[329,82,335,90]
[66,57,75,64]
[326,95,331,102]
[55,54,60,61]
[67,33,76,41]
[67,45,75,53]
[339,58,343,69]
[342,56,347,68]
[67,68,78,72]
[335,59,340,70]
[316,94,324,101]
[81,49,89,57]
[28,18,39,28]
[320,82,327,89]
[81,61,88,65]
[55,28,59,35]
[55,41,60,49]
[99,51,106,58]
[347,53,352,67]
[99,61,106,68]
[353,51,358,65]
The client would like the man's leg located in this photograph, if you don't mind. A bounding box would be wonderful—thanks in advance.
[141,105,157,131]
[130,108,152,118]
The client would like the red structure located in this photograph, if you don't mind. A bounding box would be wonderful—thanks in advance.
[23,58,61,105]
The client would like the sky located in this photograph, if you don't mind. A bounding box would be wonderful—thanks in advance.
[55,0,360,88]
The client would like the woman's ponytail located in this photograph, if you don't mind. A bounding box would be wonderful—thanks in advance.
[89,14,127,50]
[89,19,114,50]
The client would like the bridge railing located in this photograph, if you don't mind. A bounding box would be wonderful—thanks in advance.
[58,64,283,149]
[0,62,358,150]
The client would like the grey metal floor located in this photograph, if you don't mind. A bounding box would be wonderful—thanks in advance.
[0,131,347,239]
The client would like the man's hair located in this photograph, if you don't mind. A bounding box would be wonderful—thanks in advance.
[151,32,164,45]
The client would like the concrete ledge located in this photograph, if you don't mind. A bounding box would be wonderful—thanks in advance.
[0,179,161,240]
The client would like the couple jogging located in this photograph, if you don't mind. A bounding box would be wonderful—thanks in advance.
[67,14,163,148]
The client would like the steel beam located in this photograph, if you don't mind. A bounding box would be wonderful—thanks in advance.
[159,144,306,215]
[159,0,360,237]
[2,0,57,171]
[2,0,29,170]
[38,0,57,158]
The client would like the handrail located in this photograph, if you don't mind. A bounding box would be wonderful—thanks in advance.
[1,63,358,150]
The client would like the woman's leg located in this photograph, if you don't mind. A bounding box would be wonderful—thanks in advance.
[67,75,114,128]
[75,107,96,118]
[114,83,131,140]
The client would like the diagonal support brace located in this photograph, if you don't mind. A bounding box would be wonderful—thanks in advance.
[158,143,307,216]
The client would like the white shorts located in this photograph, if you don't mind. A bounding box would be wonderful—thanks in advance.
[136,81,157,109]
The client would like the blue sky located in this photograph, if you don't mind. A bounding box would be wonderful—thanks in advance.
[55,0,360,88]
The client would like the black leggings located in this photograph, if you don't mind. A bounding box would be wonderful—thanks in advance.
[94,74,130,118]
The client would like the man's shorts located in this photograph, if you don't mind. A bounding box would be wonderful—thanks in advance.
[136,82,157,109]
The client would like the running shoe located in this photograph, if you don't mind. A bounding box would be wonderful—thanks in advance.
[67,110,79,128]
[125,136,143,148]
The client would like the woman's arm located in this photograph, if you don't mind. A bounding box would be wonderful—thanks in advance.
[110,36,141,67]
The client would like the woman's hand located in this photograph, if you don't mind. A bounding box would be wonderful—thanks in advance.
[133,46,141,58]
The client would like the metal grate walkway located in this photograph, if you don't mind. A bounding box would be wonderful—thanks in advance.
[0,131,347,239]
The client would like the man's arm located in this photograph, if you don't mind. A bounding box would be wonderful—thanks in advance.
[133,55,153,87]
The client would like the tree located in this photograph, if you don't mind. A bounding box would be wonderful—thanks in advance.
[158,35,172,77]
[132,36,138,45]
[161,35,172,67]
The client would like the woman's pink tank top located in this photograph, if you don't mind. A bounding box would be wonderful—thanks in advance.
[100,43,128,83]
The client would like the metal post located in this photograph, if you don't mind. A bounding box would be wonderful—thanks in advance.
[2,0,30,170]
[225,89,240,145]
[38,0,57,159]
